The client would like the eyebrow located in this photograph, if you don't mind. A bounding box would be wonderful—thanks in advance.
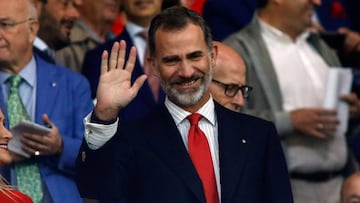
[161,50,205,63]
[162,55,181,63]
[186,51,204,59]
[0,17,12,21]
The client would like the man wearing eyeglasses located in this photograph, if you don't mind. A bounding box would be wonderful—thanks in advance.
[209,41,252,112]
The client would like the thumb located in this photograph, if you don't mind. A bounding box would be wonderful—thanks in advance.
[132,74,148,95]
[41,114,53,128]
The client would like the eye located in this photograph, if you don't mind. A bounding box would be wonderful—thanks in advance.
[0,21,14,29]
[162,56,180,66]
[187,51,203,61]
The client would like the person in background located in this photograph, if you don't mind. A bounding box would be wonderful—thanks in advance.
[33,0,82,63]
[340,171,360,203]
[209,41,251,112]
[56,0,121,72]
[224,0,360,202]
[0,108,33,203]
[0,0,94,203]
[76,6,293,203]
[202,0,257,41]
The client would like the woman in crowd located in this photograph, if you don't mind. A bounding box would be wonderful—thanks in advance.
[0,109,33,203]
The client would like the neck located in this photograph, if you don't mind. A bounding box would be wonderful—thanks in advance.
[258,10,301,42]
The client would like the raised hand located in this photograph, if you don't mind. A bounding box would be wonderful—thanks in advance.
[94,40,147,121]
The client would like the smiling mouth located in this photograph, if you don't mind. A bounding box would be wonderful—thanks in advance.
[0,144,8,150]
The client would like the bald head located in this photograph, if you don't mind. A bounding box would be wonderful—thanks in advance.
[341,172,360,203]
[209,41,247,112]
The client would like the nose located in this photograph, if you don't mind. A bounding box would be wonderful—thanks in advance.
[65,2,81,20]
[312,0,321,6]
[178,60,194,77]
[231,90,245,109]
[0,125,12,140]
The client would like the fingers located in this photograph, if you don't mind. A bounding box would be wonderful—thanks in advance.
[21,133,47,156]
[124,46,137,73]
[100,50,109,75]
[118,40,126,69]
[100,40,137,73]
[109,41,120,70]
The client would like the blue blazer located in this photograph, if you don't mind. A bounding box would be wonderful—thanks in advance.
[77,102,293,203]
[0,56,94,203]
[82,29,165,121]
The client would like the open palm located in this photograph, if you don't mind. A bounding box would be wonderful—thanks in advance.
[95,40,147,120]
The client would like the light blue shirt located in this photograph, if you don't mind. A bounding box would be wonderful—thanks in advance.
[0,56,37,119]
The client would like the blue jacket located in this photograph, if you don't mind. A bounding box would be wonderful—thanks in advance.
[1,55,94,203]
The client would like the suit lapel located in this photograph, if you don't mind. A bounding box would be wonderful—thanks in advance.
[144,106,206,202]
[243,18,283,111]
[215,104,251,203]
[34,56,59,123]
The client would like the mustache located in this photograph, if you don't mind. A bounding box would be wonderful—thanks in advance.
[169,74,202,85]
[60,19,75,28]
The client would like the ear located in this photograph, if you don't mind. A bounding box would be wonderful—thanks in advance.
[210,42,218,67]
[150,58,160,76]
[28,20,39,43]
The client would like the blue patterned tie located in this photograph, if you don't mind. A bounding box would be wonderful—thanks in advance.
[7,75,43,203]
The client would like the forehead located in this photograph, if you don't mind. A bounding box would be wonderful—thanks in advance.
[154,23,208,58]
[215,55,245,83]
[0,0,28,20]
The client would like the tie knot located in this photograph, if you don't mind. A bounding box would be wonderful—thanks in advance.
[187,113,203,126]
[138,30,148,40]
[8,75,23,89]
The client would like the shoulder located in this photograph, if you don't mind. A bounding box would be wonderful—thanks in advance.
[215,102,275,131]
[35,55,89,82]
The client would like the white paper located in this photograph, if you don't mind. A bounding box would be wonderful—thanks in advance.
[8,120,51,158]
[323,68,353,134]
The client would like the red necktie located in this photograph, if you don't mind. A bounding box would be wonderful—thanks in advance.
[187,113,219,203]
[138,31,160,102]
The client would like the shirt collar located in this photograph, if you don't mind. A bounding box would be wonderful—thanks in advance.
[165,96,216,126]
[33,36,48,51]
[126,21,147,39]
[258,17,310,43]
[0,56,37,88]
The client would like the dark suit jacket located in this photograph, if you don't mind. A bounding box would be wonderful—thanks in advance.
[76,102,293,203]
[0,55,94,203]
[202,0,257,41]
[82,28,165,121]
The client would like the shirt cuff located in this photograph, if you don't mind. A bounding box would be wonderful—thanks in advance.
[83,112,118,150]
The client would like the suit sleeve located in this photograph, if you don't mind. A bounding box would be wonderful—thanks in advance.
[53,74,94,175]
[264,123,293,203]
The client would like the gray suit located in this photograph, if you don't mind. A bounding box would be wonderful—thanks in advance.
[224,16,347,203]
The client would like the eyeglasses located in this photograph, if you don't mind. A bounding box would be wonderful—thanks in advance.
[212,79,253,98]
[0,18,35,33]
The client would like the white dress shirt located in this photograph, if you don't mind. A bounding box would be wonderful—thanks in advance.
[259,19,329,111]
